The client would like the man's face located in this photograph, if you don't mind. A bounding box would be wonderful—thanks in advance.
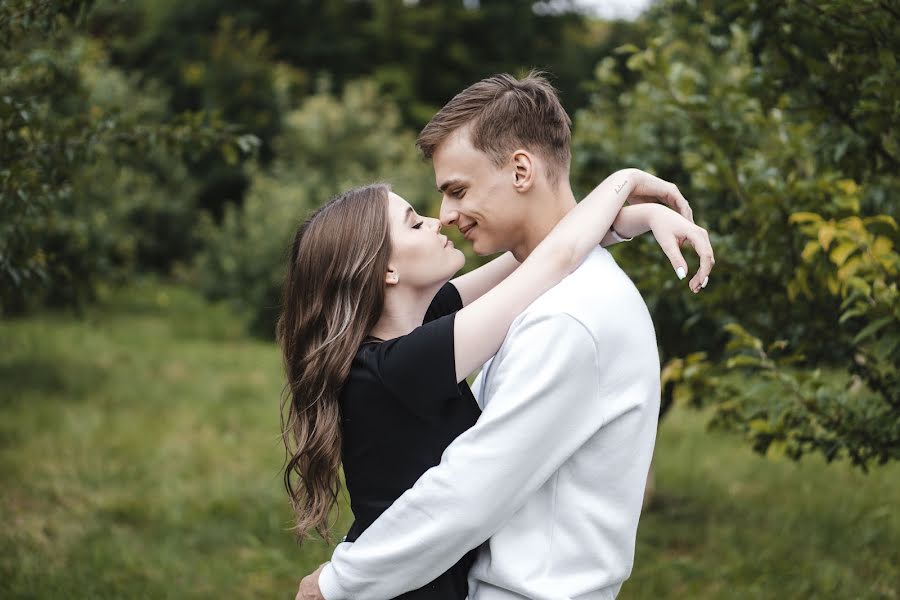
[432,128,522,256]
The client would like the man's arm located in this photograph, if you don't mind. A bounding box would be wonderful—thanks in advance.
[316,311,648,600]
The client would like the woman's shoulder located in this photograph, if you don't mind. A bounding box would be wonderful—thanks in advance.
[349,338,386,374]
[344,317,462,418]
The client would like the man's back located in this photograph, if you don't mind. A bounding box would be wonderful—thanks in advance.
[470,246,660,599]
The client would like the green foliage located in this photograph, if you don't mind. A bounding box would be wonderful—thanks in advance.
[706,213,899,468]
[706,320,898,470]
[0,0,257,315]
[573,0,899,467]
[789,212,898,399]
[6,0,896,469]
[99,0,635,128]
[195,80,434,337]
[94,2,284,219]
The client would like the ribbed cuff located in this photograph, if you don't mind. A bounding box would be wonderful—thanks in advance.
[318,562,348,600]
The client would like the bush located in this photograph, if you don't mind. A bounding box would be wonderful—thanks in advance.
[0,1,256,315]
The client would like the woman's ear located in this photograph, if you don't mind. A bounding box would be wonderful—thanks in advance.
[385,268,399,286]
[511,149,536,193]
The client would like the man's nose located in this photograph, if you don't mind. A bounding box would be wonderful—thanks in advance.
[439,198,458,228]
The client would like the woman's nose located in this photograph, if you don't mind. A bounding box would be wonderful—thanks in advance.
[429,217,442,232]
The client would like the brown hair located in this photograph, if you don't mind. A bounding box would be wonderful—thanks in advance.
[416,71,572,184]
[277,183,393,543]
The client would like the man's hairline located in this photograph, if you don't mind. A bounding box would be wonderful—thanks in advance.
[430,129,571,191]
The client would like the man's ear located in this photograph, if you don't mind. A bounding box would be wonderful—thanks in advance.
[511,149,536,193]
[385,267,399,286]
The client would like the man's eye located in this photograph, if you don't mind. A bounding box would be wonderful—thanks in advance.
[454,189,465,198]
[413,221,424,229]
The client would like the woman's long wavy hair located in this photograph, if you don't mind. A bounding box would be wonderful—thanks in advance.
[277,183,393,542]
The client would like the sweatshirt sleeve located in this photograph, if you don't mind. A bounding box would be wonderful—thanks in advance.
[319,312,634,600]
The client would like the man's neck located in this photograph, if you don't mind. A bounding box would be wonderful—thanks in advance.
[511,181,578,262]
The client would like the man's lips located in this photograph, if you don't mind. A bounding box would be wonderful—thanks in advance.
[460,223,477,240]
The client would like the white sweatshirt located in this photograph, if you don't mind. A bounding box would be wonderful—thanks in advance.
[319,246,661,600]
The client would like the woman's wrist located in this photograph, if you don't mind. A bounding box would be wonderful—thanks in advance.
[609,225,633,243]
[611,168,638,197]
[611,203,659,240]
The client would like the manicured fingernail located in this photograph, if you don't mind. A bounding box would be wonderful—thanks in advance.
[676,266,686,280]
[701,276,709,288]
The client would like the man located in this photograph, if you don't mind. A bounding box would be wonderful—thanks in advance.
[299,72,713,599]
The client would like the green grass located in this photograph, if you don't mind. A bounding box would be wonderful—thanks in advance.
[2,281,898,599]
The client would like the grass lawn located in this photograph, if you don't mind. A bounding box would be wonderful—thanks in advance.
[2,281,898,599]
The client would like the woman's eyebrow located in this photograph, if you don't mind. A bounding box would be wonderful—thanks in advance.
[404,206,415,223]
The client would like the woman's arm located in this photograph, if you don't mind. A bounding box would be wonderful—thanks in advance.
[451,170,715,382]
[450,168,639,382]
[449,252,520,307]
[450,222,644,309]
[451,176,699,308]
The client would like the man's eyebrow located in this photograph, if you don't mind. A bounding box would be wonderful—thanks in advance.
[438,178,464,193]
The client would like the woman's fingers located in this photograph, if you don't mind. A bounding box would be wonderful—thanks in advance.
[652,181,693,223]
[683,227,715,293]
[658,225,714,293]
[658,238,689,283]
[668,184,694,223]
[631,178,694,223]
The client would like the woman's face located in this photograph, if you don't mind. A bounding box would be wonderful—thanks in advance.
[385,192,465,289]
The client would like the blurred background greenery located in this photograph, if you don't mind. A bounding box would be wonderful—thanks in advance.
[1,0,897,597]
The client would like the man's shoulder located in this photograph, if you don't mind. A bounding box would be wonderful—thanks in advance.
[496,248,655,362]
[525,247,642,319]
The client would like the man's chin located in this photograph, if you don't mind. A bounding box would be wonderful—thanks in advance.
[472,242,491,256]
[470,237,492,256]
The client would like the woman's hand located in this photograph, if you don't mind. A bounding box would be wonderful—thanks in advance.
[645,204,715,294]
[607,169,712,292]
[295,564,326,600]
[624,169,694,223]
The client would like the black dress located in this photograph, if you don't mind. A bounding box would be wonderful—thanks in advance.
[339,282,481,599]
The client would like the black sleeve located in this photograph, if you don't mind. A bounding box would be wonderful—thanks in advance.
[366,312,460,420]
[423,282,463,323]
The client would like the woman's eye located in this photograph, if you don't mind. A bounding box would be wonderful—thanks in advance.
[412,221,424,229]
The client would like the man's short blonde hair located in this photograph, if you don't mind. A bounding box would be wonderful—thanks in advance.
[416,71,572,185]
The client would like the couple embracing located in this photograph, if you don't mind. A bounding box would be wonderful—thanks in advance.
[279,72,715,600]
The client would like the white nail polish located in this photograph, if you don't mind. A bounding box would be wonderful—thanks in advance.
[676,266,686,280]
[701,276,709,288]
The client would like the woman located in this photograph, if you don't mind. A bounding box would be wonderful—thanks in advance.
[279,169,708,599]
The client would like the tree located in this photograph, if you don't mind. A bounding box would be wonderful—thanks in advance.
[0,0,257,314]
[571,0,899,468]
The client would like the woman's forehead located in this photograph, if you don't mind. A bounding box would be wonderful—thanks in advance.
[388,192,414,218]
